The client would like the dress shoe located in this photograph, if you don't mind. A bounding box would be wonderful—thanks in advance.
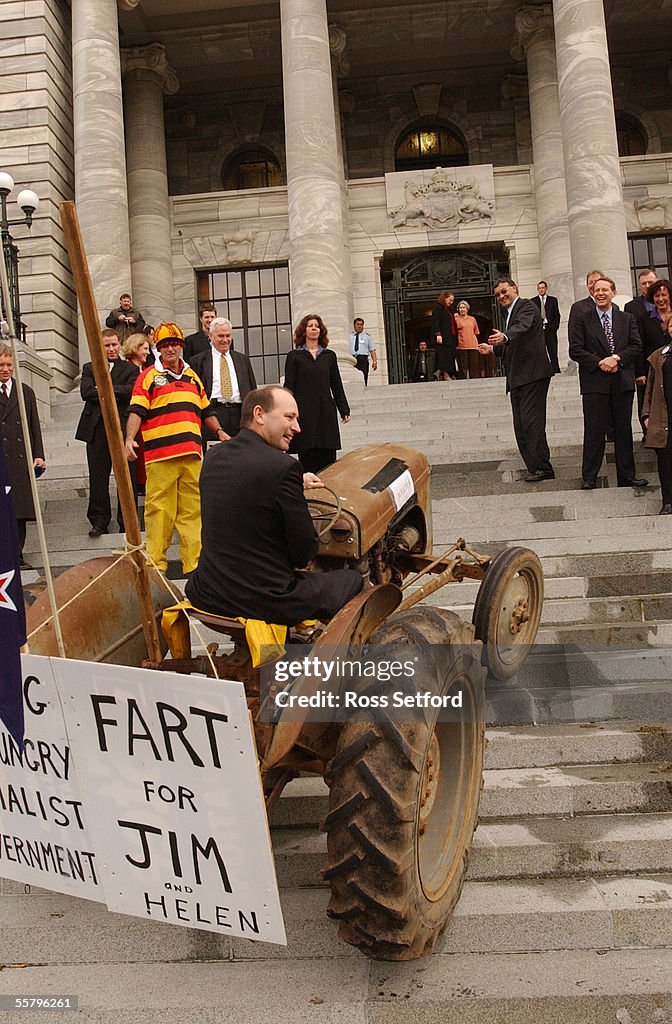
[88,526,108,538]
[580,480,596,490]
[660,504,672,515]
[524,470,555,482]
[618,478,649,488]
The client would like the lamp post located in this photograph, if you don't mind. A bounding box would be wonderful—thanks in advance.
[0,172,40,343]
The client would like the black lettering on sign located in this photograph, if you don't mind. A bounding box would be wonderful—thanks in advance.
[90,697,229,769]
[23,676,47,716]
[118,821,233,891]
[0,833,98,885]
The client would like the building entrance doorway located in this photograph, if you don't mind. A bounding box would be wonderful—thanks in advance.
[380,246,510,383]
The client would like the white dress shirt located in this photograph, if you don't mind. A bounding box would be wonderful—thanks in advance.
[210,346,241,403]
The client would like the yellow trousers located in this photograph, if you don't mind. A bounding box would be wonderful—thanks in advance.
[144,455,202,573]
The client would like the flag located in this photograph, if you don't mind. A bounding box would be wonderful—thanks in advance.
[0,441,26,749]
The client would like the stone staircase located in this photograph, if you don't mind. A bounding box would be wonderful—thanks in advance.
[7,374,672,1021]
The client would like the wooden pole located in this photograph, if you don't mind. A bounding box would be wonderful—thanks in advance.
[59,200,163,663]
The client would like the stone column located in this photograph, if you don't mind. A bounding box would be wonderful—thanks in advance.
[121,44,178,327]
[280,0,354,370]
[512,4,573,367]
[553,0,631,297]
[72,0,132,359]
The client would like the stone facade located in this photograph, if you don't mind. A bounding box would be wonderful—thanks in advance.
[0,0,74,402]
[2,0,671,398]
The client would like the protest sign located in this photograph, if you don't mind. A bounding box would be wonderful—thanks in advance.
[0,655,101,900]
[51,659,286,945]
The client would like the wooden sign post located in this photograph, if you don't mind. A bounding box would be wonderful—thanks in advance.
[59,201,162,664]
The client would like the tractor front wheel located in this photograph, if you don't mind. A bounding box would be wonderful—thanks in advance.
[323,607,485,960]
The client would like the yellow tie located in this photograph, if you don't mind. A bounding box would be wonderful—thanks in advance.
[220,353,232,399]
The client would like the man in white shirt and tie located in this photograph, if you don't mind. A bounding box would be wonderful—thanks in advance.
[349,318,377,386]
[189,317,257,441]
[568,276,647,490]
[532,281,561,373]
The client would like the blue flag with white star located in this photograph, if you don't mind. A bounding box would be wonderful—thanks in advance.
[0,441,26,749]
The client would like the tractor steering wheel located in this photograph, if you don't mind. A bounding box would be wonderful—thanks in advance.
[306,485,343,539]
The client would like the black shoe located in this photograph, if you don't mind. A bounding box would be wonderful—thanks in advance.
[618,478,649,488]
[524,470,555,482]
[20,557,32,569]
[660,504,672,515]
[581,480,596,490]
[88,526,108,538]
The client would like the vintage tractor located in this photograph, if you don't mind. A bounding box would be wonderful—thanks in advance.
[27,442,543,961]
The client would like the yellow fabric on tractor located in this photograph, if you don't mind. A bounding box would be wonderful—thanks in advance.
[145,455,201,573]
[161,601,289,668]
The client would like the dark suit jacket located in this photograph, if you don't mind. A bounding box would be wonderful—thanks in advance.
[183,330,211,364]
[189,346,257,403]
[185,428,319,624]
[1,380,44,520]
[494,298,553,393]
[75,359,139,443]
[531,294,560,331]
[568,305,641,394]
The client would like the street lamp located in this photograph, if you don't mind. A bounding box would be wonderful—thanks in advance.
[0,171,40,342]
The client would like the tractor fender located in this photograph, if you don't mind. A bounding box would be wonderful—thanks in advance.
[261,583,402,772]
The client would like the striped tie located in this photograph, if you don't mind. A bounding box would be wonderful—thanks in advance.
[601,313,615,354]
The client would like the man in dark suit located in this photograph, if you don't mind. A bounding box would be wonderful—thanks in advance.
[75,329,138,536]
[186,385,363,625]
[478,276,554,482]
[568,276,647,490]
[409,341,435,382]
[183,303,217,363]
[625,268,658,437]
[568,269,606,333]
[189,317,257,441]
[532,281,561,374]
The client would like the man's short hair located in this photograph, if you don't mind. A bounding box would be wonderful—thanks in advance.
[586,269,604,283]
[353,317,364,326]
[537,280,548,287]
[638,268,657,279]
[0,342,12,359]
[199,302,216,315]
[594,276,616,291]
[494,276,517,291]
[102,328,119,340]
[119,293,131,301]
[241,385,289,427]
[209,317,232,333]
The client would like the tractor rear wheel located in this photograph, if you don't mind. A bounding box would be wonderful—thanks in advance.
[323,607,485,960]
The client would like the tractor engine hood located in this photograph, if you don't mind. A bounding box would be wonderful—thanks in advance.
[308,444,432,560]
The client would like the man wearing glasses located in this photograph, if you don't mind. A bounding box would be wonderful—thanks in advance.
[478,277,554,482]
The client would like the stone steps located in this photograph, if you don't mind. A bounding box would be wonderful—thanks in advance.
[1,950,671,1023]
[268,756,672,833]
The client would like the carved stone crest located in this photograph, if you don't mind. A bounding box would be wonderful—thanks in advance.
[634,196,670,231]
[222,231,257,265]
[387,165,495,229]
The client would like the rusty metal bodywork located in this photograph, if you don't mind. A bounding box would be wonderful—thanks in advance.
[26,557,172,665]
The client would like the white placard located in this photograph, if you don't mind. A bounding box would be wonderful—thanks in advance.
[388,469,415,512]
[0,656,102,900]
[51,660,286,945]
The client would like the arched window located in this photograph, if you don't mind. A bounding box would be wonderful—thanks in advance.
[395,123,468,172]
[616,114,647,157]
[221,148,282,191]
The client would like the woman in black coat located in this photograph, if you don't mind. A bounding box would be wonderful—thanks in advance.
[0,343,46,565]
[430,291,458,380]
[284,314,350,473]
